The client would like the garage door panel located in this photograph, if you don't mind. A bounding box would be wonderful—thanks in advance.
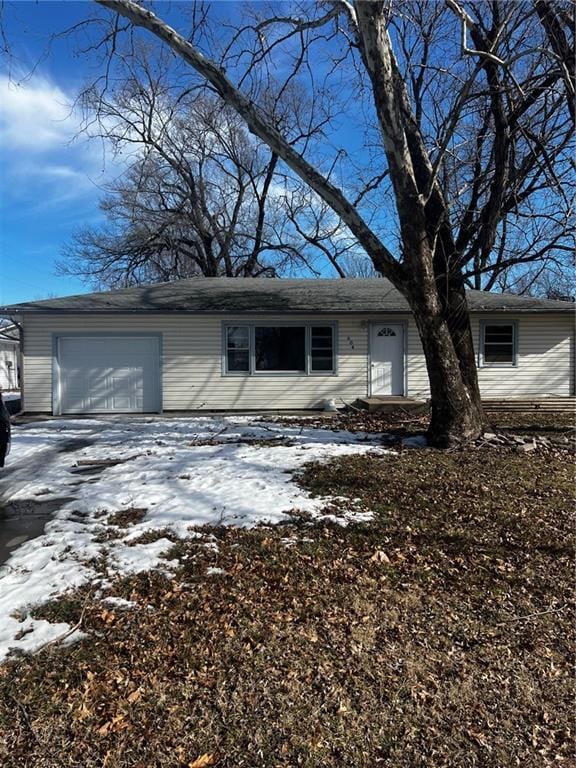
[57,337,161,414]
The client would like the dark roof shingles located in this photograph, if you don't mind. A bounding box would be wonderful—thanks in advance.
[0,278,573,314]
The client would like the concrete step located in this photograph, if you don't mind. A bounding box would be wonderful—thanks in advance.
[356,397,427,413]
[357,397,576,413]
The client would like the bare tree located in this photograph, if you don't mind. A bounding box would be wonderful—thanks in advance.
[79,0,572,445]
[441,2,574,289]
[61,57,302,285]
[533,0,575,123]
[4,1,572,443]
[498,260,576,300]
[60,44,363,286]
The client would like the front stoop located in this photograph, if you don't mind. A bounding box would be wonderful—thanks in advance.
[356,397,427,413]
[357,396,576,413]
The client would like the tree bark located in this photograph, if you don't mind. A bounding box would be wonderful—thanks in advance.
[406,271,484,447]
[353,2,484,445]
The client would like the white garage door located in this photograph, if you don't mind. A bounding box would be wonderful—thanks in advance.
[57,336,161,414]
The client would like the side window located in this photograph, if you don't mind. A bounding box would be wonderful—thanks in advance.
[310,327,335,372]
[226,326,250,372]
[482,323,516,365]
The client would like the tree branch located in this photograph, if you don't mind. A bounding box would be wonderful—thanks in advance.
[95,0,405,286]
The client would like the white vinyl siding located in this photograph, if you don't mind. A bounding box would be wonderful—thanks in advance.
[405,314,574,399]
[22,314,368,412]
[19,312,574,412]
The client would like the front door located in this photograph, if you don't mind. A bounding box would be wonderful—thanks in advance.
[370,324,404,396]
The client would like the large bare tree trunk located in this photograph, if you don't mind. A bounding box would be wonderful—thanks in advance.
[409,273,484,446]
[353,3,484,445]
[398,241,484,445]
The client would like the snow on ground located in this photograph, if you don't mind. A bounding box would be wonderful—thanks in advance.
[0,415,394,660]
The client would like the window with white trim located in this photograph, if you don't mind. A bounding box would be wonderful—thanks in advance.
[481,323,516,365]
[224,324,336,375]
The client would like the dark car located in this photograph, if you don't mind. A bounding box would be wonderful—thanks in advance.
[0,393,11,467]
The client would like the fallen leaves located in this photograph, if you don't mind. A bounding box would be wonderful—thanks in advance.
[188,754,218,768]
[369,549,390,563]
[0,438,573,768]
[99,609,117,625]
[97,714,130,736]
[127,687,142,704]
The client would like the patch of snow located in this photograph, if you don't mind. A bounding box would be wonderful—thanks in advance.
[102,596,137,609]
[57,628,87,648]
[0,415,395,660]
[107,537,177,575]
[280,536,314,548]
[1,618,79,657]
[206,567,226,576]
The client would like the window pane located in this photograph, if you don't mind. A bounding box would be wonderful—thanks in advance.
[483,325,514,363]
[311,336,332,349]
[484,325,513,344]
[311,355,333,371]
[255,327,306,372]
[227,326,249,349]
[484,344,514,363]
[311,327,332,340]
[311,327,334,372]
[485,331,513,342]
[227,349,250,372]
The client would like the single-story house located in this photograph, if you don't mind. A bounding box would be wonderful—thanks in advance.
[0,278,573,415]
[0,323,20,391]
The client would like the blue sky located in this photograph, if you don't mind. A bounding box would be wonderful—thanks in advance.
[1,1,352,306]
[0,1,123,305]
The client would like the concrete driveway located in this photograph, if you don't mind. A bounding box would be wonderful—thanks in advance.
[0,435,94,566]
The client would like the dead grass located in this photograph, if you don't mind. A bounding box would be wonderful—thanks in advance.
[484,410,575,434]
[271,407,576,438]
[0,433,573,767]
[106,508,148,528]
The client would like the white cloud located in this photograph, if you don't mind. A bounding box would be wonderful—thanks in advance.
[0,74,81,151]
[0,73,120,212]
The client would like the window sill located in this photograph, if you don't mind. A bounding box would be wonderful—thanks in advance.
[223,371,338,378]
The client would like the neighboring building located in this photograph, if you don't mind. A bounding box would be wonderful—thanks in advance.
[0,278,573,415]
[0,324,19,391]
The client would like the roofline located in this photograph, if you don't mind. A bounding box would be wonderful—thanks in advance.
[1,307,573,316]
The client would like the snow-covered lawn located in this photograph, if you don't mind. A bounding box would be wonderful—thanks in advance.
[0,415,393,660]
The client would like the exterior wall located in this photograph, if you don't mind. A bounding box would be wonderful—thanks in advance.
[0,341,19,390]
[22,314,373,412]
[20,311,574,412]
[405,313,574,399]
